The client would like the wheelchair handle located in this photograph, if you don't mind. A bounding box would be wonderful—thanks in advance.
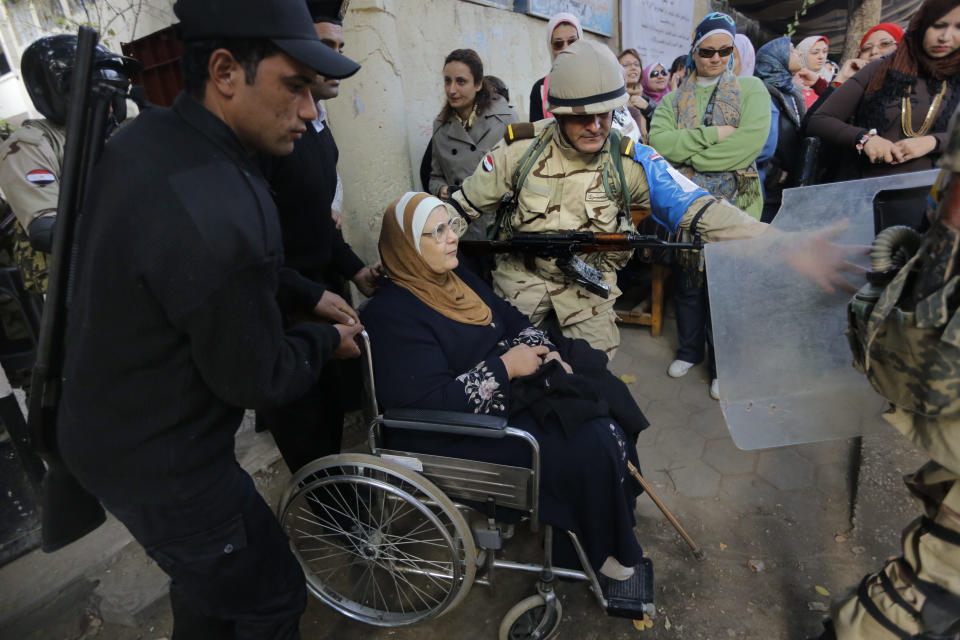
[380,409,508,439]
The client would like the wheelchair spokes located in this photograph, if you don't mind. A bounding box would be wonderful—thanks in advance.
[280,454,477,626]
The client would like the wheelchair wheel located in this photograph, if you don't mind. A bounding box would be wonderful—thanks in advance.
[278,453,477,626]
[498,594,562,640]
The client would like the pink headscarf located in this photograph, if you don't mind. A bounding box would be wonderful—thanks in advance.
[640,62,669,105]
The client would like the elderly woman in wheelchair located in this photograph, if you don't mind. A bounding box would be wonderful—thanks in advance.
[278,192,655,637]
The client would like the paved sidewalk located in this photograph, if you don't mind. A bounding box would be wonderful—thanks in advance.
[0,304,927,640]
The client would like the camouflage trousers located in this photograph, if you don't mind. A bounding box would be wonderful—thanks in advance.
[832,408,960,639]
[12,222,48,295]
[493,276,620,361]
[0,238,34,393]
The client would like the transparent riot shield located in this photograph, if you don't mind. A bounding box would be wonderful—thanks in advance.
[705,170,939,450]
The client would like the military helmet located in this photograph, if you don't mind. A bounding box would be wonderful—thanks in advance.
[547,39,627,115]
[21,34,140,126]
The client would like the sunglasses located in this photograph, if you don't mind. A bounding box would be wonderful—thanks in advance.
[422,216,467,243]
[649,69,669,77]
[859,40,897,54]
[551,36,578,51]
[697,46,735,59]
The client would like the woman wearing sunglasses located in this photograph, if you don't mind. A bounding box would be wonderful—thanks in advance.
[529,12,582,121]
[362,193,651,584]
[806,0,960,181]
[641,61,671,107]
[649,12,770,400]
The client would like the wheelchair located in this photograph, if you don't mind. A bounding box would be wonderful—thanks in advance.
[277,331,655,639]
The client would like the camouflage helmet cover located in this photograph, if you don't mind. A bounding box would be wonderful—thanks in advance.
[547,39,627,115]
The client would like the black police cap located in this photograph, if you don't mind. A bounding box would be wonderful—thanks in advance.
[307,0,349,25]
[173,0,359,79]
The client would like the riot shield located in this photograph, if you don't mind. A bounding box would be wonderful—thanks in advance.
[705,170,939,450]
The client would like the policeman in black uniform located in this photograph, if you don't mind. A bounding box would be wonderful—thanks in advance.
[57,0,360,637]
[258,0,377,474]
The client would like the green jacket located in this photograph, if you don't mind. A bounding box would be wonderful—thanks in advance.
[649,76,770,219]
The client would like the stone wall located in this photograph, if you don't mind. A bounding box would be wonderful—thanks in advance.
[329,0,617,264]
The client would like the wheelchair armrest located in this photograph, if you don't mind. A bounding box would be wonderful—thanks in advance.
[381,408,508,439]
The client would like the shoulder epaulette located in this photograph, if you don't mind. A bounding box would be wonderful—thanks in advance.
[620,135,635,158]
[504,122,536,144]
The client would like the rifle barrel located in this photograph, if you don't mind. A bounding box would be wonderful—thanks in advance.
[459,232,699,254]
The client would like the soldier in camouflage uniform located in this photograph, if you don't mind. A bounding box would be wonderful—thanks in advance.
[0,117,61,295]
[0,35,131,296]
[448,39,766,358]
[813,119,960,639]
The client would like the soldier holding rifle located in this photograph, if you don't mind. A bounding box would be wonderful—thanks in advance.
[447,39,768,360]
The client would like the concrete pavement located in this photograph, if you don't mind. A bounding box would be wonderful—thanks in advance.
[0,301,927,640]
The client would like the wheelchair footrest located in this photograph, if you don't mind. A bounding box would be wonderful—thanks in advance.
[600,557,654,619]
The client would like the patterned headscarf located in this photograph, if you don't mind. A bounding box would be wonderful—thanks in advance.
[686,11,737,72]
[796,35,833,82]
[379,192,492,326]
[734,34,756,76]
[641,62,670,104]
[754,37,796,93]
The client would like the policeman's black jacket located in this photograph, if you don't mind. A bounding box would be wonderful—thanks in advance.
[261,121,364,311]
[58,93,341,504]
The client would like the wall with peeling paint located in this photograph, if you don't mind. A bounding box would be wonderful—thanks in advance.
[329,0,619,265]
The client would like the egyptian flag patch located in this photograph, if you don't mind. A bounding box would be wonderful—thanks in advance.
[482,154,494,172]
[25,169,55,185]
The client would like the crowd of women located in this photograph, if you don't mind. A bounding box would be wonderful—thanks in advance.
[356,0,960,598]
[417,0,960,402]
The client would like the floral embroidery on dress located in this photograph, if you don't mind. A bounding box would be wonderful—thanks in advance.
[456,361,506,414]
[608,423,628,484]
[608,423,628,462]
[512,327,555,349]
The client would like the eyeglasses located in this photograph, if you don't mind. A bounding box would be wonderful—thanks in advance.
[552,36,578,51]
[649,69,669,77]
[422,216,467,243]
[697,46,735,59]
[859,40,897,54]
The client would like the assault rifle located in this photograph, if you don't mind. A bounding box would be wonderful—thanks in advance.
[27,27,139,551]
[459,231,700,298]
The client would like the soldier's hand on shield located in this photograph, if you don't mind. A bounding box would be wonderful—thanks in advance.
[332,322,363,360]
[786,220,868,294]
[313,290,359,325]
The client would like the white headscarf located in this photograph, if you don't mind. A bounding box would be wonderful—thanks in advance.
[394,191,447,254]
[734,34,756,77]
[796,35,833,82]
[546,12,583,56]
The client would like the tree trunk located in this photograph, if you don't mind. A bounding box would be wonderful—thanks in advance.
[842,0,883,62]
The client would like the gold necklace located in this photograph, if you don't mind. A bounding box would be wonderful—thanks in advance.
[902,81,948,137]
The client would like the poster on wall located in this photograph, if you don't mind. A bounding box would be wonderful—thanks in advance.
[621,0,695,70]
[523,0,614,37]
